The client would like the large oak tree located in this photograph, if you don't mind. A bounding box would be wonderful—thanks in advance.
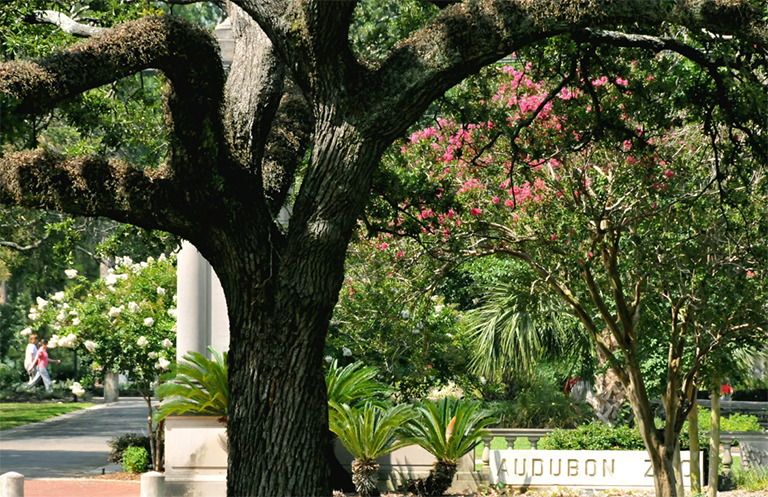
[1,1,766,495]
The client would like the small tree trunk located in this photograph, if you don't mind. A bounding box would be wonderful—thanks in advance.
[626,369,678,497]
[708,379,721,497]
[674,439,684,497]
[689,395,701,493]
[104,370,119,403]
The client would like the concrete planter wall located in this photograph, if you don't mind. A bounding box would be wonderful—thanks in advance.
[164,416,227,497]
[164,416,482,496]
[333,439,481,494]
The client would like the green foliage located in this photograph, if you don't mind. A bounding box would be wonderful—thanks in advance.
[733,466,768,492]
[464,268,593,382]
[488,389,593,429]
[326,359,392,408]
[538,422,646,451]
[155,347,228,424]
[403,397,496,464]
[122,446,150,474]
[350,0,438,60]
[329,246,474,400]
[676,408,764,449]
[107,433,151,464]
[329,402,413,463]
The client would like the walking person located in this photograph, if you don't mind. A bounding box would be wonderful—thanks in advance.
[24,334,38,381]
[29,339,60,391]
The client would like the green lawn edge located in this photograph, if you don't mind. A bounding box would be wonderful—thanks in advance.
[0,402,95,431]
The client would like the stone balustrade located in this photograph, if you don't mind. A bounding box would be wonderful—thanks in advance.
[480,428,561,468]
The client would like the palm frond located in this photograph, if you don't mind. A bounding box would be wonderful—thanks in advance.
[464,281,590,381]
[402,398,496,464]
[330,401,413,463]
[326,360,392,408]
[154,347,228,423]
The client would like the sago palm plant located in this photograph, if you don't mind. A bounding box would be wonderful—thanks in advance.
[402,397,496,496]
[154,347,229,424]
[326,359,392,407]
[329,401,413,497]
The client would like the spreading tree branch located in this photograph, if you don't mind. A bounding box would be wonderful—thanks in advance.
[26,10,106,37]
[0,15,234,230]
[0,150,197,235]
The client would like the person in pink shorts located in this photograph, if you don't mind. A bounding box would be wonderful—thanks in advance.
[29,339,61,391]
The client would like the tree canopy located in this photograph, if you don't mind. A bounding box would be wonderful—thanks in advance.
[1,1,767,496]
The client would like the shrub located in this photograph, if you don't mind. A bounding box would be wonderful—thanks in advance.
[488,389,593,429]
[107,433,151,464]
[122,446,150,474]
[734,466,768,492]
[539,421,645,450]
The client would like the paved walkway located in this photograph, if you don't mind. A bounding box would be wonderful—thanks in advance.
[1,397,148,496]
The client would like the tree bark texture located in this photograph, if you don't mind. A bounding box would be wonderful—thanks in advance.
[709,381,721,497]
[1,1,766,496]
[689,396,702,494]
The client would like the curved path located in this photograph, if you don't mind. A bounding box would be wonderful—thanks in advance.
[0,398,148,478]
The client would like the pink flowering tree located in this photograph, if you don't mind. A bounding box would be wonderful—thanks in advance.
[367,56,768,494]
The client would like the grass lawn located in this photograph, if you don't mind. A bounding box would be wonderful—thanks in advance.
[0,402,94,430]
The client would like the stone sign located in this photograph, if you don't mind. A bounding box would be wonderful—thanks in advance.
[490,450,701,490]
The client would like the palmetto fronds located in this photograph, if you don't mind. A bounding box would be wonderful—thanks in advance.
[154,347,228,424]
[466,281,591,381]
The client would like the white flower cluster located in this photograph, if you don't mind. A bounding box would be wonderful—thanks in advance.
[27,297,49,322]
[342,347,352,357]
[70,382,85,397]
[324,355,333,363]
[144,317,155,327]
[28,308,40,321]
[156,287,166,296]
[167,308,177,318]
[104,272,128,288]
[161,338,173,348]
[84,340,98,353]
[137,336,149,347]
[155,357,171,370]
[51,333,77,349]
[64,269,78,279]
[20,327,32,336]
[128,302,140,313]
[108,306,125,318]
[51,291,65,302]
[115,256,134,268]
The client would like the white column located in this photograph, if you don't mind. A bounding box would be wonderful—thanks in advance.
[140,471,166,497]
[210,275,230,353]
[0,472,24,497]
[176,241,211,361]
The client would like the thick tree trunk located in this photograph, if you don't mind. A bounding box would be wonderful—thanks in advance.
[207,119,384,496]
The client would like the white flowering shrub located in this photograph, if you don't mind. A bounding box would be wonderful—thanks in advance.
[25,254,177,390]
